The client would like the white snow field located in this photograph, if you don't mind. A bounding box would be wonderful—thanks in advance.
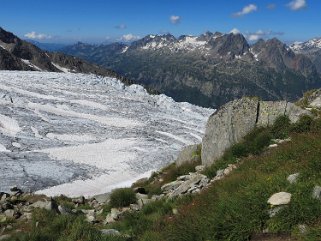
[0,71,213,197]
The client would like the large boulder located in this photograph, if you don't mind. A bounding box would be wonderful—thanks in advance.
[202,97,259,166]
[257,101,287,127]
[201,97,309,166]
[176,144,200,167]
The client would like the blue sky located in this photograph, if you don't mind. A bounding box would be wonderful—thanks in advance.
[0,0,319,44]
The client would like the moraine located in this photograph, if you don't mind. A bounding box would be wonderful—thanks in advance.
[0,71,213,197]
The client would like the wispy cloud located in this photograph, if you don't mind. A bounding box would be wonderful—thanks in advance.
[170,15,181,24]
[287,0,307,10]
[120,34,140,42]
[245,30,284,41]
[24,31,52,40]
[115,24,127,30]
[267,3,276,10]
[233,4,258,17]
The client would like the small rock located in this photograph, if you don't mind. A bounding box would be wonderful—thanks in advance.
[312,186,321,200]
[161,181,184,193]
[151,195,162,201]
[177,175,191,181]
[130,204,140,211]
[101,229,120,236]
[4,209,15,218]
[287,173,299,184]
[0,193,10,203]
[104,209,121,225]
[1,202,13,211]
[0,215,7,223]
[20,212,32,221]
[30,199,58,212]
[268,206,285,217]
[0,234,11,240]
[272,138,291,144]
[267,192,292,206]
[137,198,153,209]
[223,164,236,176]
[172,208,178,215]
[268,144,278,149]
[136,193,149,200]
[84,210,96,223]
[195,165,205,173]
[216,169,225,178]
[298,224,307,234]
[72,196,85,205]
[58,205,71,215]
[104,214,116,224]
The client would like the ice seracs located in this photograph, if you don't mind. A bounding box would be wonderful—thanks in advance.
[0,71,213,197]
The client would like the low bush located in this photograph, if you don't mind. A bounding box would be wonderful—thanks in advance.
[109,188,137,208]
[290,115,313,133]
[271,115,291,139]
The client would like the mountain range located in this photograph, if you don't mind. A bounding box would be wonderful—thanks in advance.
[0,27,132,85]
[60,32,321,108]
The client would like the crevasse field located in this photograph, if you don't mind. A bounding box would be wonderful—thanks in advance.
[0,71,213,197]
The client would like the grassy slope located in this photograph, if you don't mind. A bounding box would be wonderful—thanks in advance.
[6,115,321,241]
[137,120,321,241]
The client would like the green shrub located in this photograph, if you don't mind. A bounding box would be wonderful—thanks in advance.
[290,115,313,133]
[109,188,137,208]
[311,118,321,132]
[230,143,248,158]
[247,129,272,154]
[271,115,291,139]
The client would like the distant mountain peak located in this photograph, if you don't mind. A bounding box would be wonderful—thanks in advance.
[290,37,321,53]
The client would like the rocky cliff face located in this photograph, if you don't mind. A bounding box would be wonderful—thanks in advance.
[201,98,309,166]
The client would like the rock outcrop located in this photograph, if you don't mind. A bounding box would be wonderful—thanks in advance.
[202,97,310,166]
[175,144,201,167]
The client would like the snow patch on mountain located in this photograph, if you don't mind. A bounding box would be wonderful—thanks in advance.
[52,63,71,73]
[290,38,321,52]
[21,59,43,71]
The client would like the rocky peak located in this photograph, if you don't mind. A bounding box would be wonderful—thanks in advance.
[130,34,177,50]
[0,27,20,44]
[290,38,321,53]
[209,32,250,57]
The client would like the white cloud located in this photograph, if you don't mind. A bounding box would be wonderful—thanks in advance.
[233,4,258,17]
[120,34,140,42]
[24,31,52,40]
[230,28,241,35]
[287,0,307,10]
[170,15,181,24]
[245,30,284,41]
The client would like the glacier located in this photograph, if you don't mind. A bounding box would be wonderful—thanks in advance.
[0,71,213,197]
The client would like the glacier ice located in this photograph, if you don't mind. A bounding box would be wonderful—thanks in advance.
[0,71,213,197]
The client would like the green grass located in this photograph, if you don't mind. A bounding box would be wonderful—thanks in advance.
[139,125,321,240]
[8,115,321,241]
[8,209,128,241]
[109,188,137,208]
